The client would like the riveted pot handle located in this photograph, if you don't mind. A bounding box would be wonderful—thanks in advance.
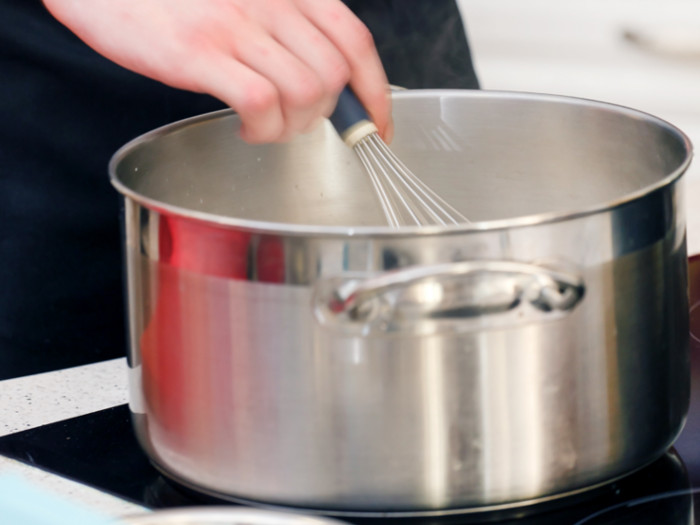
[321,260,585,324]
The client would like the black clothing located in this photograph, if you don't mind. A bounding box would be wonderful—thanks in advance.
[344,0,480,89]
[0,0,478,379]
[0,1,227,378]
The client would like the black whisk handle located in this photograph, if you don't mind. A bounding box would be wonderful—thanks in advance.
[329,87,369,133]
[329,87,378,147]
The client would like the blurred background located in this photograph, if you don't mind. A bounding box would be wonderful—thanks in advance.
[458,0,700,252]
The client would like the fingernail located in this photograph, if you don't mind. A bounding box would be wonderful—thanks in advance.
[383,118,395,144]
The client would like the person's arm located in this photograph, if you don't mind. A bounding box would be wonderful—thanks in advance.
[42,0,393,143]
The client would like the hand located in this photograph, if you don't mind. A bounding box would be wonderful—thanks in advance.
[43,0,393,143]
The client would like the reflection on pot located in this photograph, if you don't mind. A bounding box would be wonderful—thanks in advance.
[690,254,700,354]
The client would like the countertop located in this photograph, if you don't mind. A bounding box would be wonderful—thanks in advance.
[4,0,700,520]
[0,359,143,519]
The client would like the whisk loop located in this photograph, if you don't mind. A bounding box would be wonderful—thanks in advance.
[330,87,468,228]
[354,132,468,227]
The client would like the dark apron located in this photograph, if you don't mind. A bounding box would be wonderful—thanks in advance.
[0,0,478,379]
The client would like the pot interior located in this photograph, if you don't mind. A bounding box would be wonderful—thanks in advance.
[111,91,691,228]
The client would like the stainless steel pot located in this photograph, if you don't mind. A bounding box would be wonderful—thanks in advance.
[110,90,692,515]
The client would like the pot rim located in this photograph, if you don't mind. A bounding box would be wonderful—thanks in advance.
[109,89,693,237]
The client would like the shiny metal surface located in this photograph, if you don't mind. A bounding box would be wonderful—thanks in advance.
[317,259,584,325]
[111,91,692,513]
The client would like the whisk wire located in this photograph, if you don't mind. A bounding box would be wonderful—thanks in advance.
[369,134,464,224]
[354,143,404,227]
[354,132,468,227]
[329,86,467,227]
[359,137,425,226]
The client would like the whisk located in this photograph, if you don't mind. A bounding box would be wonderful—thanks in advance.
[329,87,469,227]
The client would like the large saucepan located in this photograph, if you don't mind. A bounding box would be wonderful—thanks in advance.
[110,90,692,515]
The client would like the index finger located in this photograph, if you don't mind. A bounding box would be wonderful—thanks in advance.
[297,0,393,142]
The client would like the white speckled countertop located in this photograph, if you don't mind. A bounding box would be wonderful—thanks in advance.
[0,359,128,437]
[0,359,143,518]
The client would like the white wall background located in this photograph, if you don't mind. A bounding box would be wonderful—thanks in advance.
[458,0,700,252]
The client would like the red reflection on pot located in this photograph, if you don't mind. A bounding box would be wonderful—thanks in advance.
[158,215,251,278]
[138,215,286,456]
[141,216,248,452]
[690,255,700,354]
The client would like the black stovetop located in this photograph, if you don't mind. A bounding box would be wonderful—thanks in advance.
[1,255,700,524]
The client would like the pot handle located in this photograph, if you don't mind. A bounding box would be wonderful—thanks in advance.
[319,260,585,324]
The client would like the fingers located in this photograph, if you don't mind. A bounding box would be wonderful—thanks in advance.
[264,8,351,122]
[43,0,391,144]
[194,54,285,143]
[229,29,325,140]
[195,3,346,143]
[296,0,393,142]
[195,36,326,142]
[239,8,352,141]
[202,0,391,144]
